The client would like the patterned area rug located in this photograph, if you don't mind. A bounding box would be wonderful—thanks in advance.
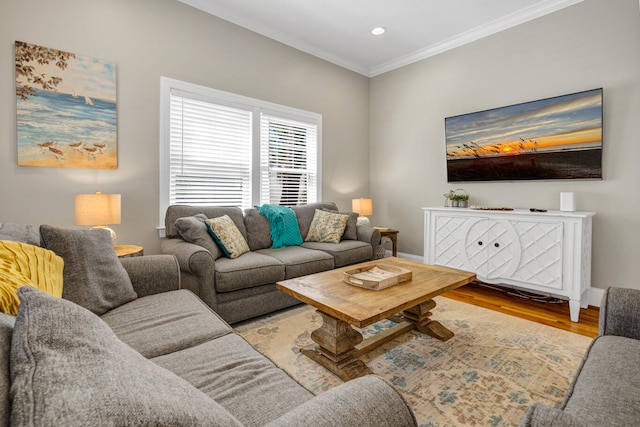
[234,297,591,427]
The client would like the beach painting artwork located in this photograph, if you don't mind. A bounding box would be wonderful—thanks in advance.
[445,88,603,182]
[16,41,117,169]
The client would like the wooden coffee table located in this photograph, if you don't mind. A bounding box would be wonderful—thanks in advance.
[276,257,476,381]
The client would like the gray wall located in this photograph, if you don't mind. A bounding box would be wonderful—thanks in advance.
[370,0,640,292]
[2,0,639,294]
[0,0,370,254]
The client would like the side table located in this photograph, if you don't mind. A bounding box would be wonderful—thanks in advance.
[373,227,399,257]
[114,244,144,258]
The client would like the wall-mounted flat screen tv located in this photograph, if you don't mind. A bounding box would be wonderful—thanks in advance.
[445,88,603,182]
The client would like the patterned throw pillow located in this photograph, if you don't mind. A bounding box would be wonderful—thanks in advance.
[305,209,350,244]
[0,240,64,315]
[322,209,358,240]
[205,215,250,259]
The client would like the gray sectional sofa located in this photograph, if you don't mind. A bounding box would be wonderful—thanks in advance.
[0,224,415,426]
[520,286,640,426]
[161,202,382,324]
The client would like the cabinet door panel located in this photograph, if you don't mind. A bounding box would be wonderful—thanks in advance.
[511,221,563,290]
[463,219,520,279]
[433,215,470,269]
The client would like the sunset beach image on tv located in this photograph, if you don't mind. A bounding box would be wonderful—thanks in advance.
[445,88,603,182]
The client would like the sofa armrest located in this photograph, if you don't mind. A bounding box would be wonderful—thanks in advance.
[519,403,588,427]
[120,255,180,297]
[160,238,215,275]
[160,237,219,309]
[356,225,381,257]
[598,286,640,339]
[265,375,416,427]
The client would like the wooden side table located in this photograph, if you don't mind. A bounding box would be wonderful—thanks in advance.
[373,227,399,257]
[114,245,144,258]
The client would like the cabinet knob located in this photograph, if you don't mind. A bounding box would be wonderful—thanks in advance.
[494,242,500,248]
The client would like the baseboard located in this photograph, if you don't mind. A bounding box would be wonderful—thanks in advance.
[392,251,423,262]
[588,287,604,308]
[395,252,604,308]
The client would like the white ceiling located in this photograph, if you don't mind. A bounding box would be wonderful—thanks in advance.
[178,0,583,77]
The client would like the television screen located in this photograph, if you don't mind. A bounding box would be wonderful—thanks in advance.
[445,88,603,182]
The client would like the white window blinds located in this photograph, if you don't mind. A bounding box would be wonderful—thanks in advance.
[260,114,318,206]
[159,77,322,229]
[169,92,252,207]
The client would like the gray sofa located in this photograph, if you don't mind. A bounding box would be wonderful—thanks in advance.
[520,286,640,426]
[0,224,415,426]
[161,202,382,324]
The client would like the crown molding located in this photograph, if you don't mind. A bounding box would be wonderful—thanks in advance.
[179,0,584,78]
[369,0,583,77]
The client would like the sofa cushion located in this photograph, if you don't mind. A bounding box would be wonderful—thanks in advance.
[0,240,64,315]
[101,289,232,358]
[0,313,15,424]
[256,246,334,279]
[215,252,285,293]
[302,240,373,267]
[520,403,589,427]
[40,226,137,315]
[244,208,273,250]
[305,209,349,244]
[174,213,223,259]
[10,287,243,427]
[561,335,640,426]
[152,333,313,426]
[0,224,40,246]
[264,375,418,427]
[205,215,250,259]
[257,246,334,279]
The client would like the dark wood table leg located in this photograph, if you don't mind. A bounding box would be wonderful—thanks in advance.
[300,310,372,381]
[403,299,455,341]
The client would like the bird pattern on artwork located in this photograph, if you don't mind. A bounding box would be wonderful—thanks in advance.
[33,140,110,161]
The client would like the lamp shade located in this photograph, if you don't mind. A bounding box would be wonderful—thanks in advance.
[75,193,121,226]
[352,198,373,216]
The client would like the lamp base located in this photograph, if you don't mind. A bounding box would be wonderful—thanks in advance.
[92,226,117,245]
[356,216,370,227]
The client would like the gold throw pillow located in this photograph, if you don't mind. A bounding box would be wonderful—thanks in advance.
[0,240,64,315]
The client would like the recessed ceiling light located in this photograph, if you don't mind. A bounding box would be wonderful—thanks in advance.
[371,27,386,36]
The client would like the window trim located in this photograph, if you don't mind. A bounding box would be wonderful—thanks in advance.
[158,77,322,235]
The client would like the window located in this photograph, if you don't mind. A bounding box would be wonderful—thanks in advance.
[260,114,318,206]
[159,78,321,232]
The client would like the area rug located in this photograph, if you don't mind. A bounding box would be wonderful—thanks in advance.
[234,297,591,427]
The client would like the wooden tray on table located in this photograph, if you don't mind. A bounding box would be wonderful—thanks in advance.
[342,263,412,290]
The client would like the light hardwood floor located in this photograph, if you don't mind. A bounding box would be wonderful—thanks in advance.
[443,282,599,338]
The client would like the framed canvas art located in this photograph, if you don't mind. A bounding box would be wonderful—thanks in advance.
[15,41,117,169]
[445,88,603,182]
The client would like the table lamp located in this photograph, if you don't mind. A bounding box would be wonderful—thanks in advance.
[352,198,373,226]
[75,192,121,244]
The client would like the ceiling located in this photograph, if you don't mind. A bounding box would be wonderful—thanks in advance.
[178,0,583,77]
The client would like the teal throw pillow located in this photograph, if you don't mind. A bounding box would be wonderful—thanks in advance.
[205,215,250,259]
[256,204,303,249]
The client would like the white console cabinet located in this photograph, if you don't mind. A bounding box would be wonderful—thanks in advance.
[423,207,594,322]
